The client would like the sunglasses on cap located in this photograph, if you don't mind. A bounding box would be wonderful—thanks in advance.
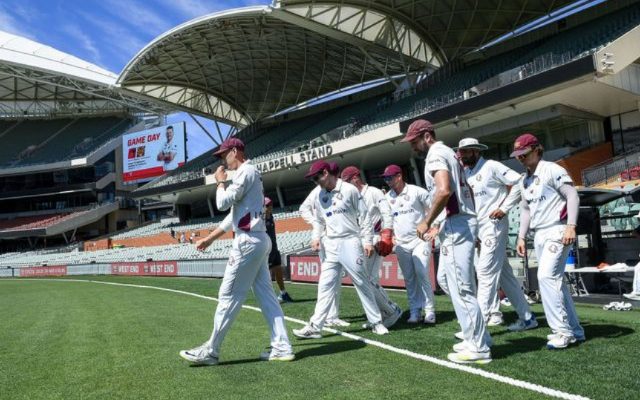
[383,175,395,182]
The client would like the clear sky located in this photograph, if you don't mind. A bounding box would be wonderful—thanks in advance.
[0,0,268,160]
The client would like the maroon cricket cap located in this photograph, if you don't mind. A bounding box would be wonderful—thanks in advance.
[381,164,402,178]
[510,133,540,157]
[340,166,360,181]
[213,137,245,156]
[401,119,434,143]
[264,196,273,207]
[327,161,340,175]
[305,160,331,178]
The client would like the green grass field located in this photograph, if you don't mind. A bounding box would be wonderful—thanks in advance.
[0,276,638,400]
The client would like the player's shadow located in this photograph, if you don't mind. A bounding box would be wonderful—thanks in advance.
[287,297,317,304]
[294,339,366,360]
[490,322,634,359]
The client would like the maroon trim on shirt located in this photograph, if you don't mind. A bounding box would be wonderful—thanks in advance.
[238,213,251,232]
[374,219,382,233]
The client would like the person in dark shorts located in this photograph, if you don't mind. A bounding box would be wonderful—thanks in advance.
[265,197,293,303]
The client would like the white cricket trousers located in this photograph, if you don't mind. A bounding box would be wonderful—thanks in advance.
[633,261,640,294]
[310,236,396,328]
[533,225,584,338]
[395,239,435,313]
[437,215,491,353]
[476,219,532,322]
[206,231,292,357]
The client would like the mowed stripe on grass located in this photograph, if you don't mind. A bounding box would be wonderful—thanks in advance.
[1,277,638,399]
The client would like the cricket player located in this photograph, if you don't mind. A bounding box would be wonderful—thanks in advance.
[456,137,538,332]
[179,137,294,365]
[382,164,437,324]
[403,119,492,364]
[264,196,293,303]
[340,165,394,284]
[293,161,402,338]
[513,133,585,349]
[157,125,179,171]
[299,162,351,327]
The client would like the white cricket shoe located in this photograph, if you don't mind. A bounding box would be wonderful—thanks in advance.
[325,318,351,327]
[547,332,585,342]
[407,310,421,324]
[382,306,402,328]
[454,331,464,340]
[447,350,492,364]
[487,314,504,326]
[293,324,322,340]
[424,311,436,324]
[371,323,389,335]
[507,314,538,332]
[500,297,512,307]
[546,334,577,350]
[452,341,469,353]
[260,347,295,362]
[179,343,218,366]
[623,292,640,301]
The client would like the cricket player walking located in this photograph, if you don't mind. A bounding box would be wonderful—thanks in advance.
[403,119,492,364]
[179,137,294,365]
[513,133,585,349]
[299,163,351,328]
[293,161,402,339]
[456,138,538,332]
[340,166,394,284]
[382,164,437,324]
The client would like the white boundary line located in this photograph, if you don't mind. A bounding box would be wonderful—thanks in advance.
[2,278,590,400]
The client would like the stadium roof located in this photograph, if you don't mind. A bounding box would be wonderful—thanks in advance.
[118,1,576,127]
[278,0,576,61]
[117,5,432,127]
[0,31,168,118]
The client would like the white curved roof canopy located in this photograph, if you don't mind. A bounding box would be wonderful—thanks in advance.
[117,6,428,126]
[278,0,576,61]
[0,30,167,118]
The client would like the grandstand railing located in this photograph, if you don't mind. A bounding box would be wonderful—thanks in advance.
[582,149,640,186]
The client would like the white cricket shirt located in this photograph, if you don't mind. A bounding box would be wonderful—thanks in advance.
[216,161,266,233]
[520,160,572,230]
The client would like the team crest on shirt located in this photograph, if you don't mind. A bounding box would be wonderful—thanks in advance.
[336,193,343,200]
[228,255,235,265]
[484,238,495,248]
[534,177,541,185]
[476,174,482,182]
[390,199,396,204]
[356,257,364,266]
[403,194,410,201]
[549,244,559,253]
[441,246,449,256]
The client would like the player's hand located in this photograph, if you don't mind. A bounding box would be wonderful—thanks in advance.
[489,209,506,220]
[516,238,526,257]
[562,225,576,246]
[416,220,430,241]
[424,226,439,241]
[195,237,213,251]
[214,165,227,183]
[364,244,374,258]
[311,239,321,252]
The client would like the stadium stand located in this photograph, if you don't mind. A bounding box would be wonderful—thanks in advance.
[1,208,312,267]
[0,116,133,168]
